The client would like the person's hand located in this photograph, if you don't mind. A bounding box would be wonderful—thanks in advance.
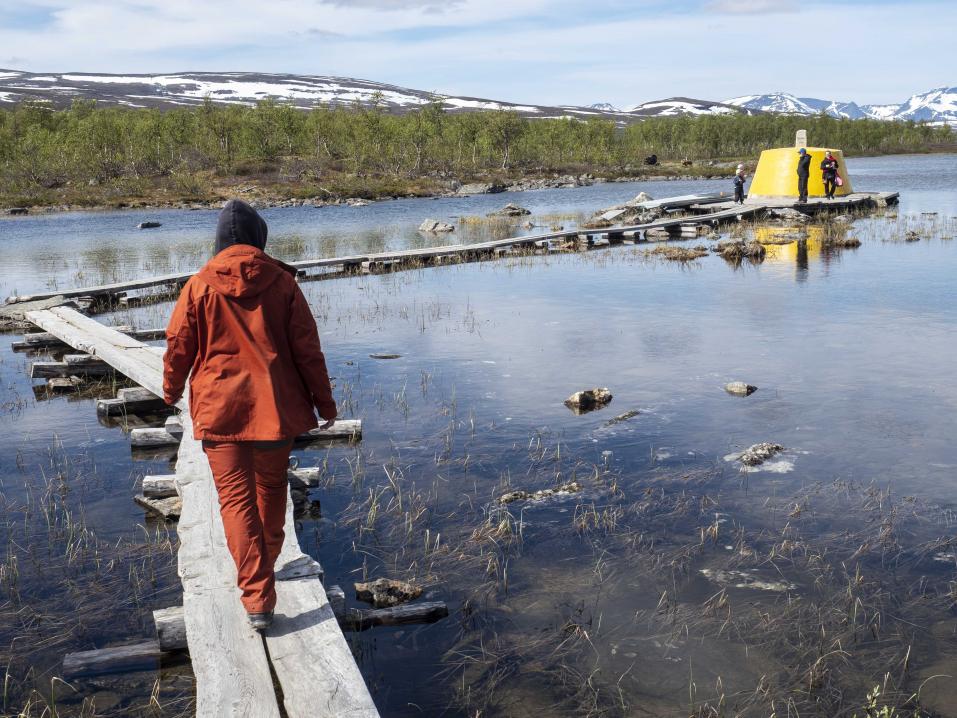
[319,419,335,431]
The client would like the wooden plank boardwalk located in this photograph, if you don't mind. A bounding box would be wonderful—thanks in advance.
[5,191,897,306]
[23,306,379,718]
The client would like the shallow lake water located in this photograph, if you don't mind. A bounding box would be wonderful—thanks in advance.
[1,154,956,716]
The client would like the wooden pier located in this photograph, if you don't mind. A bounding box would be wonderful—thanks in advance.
[4,192,897,308]
[24,306,380,718]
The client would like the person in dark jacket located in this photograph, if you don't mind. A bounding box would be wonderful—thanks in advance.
[733,164,747,204]
[796,148,811,202]
[164,199,337,631]
[820,150,839,199]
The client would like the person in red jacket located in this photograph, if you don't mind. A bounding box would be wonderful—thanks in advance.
[163,199,337,630]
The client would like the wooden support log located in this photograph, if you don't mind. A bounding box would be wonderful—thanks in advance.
[154,606,188,651]
[143,475,178,498]
[130,418,360,449]
[47,376,84,392]
[62,640,163,678]
[31,356,111,378]
[13,326,165,351]
[287,466,324,488]
[96,387,169,416]
[339,602,449,632]
[327,585,346,618]
[133,494,182,520]
[152,595,445,656]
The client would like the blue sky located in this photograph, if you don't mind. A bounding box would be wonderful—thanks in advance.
[0,0,953,106]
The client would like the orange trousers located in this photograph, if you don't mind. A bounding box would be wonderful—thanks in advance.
[202,440,292,613]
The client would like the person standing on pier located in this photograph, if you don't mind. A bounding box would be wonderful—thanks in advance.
[733,164,747,204]
[821,150,839,199]
[163,199,337,631]
[796,148,811,203]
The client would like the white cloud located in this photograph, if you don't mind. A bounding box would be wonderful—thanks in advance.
[705,0,796,14]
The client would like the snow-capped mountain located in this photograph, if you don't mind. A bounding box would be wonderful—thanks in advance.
[0,70,953,125]
[0,69,749,123]
[724,88,957,124]
[888,87,957,123]
[626,97,753,117]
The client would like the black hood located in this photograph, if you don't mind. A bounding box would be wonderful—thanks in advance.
[215,199,268,254]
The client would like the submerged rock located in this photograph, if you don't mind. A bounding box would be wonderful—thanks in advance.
[604,409,640,426]
[488,203,531,217]
[498,481,582,505]
[565,388,613,414]
[769,207,810,223]
[739,442,785,466]
[369,353,402,360]
[725,382,757,397]
[137,221,162,229]
[419,219,455,233]
[700,568,796,593]
[355,578,422,608]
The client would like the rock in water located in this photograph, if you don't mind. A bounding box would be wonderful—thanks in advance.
[633,192,654,203]
[769,208,810,223]
[355,578,422,608]
[456,182,506,195]
[564,388,613,414]
[488,203,531,217]
[498,481,582,505]
[137,221,162,229]
[725,382,757,396]
[419,219,455,233]
[739,442,785,466]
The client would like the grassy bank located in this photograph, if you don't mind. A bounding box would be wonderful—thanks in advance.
[1,98,952,210]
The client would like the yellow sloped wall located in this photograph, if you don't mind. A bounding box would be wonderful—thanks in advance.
[748,147,853,198]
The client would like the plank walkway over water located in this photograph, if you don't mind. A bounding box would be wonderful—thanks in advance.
[5,191,897,306]
[23,306,379,718]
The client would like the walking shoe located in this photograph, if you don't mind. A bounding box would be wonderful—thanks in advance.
[248,611,274,631]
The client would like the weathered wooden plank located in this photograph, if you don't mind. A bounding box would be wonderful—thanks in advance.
[266,576,379,718]
[174,410,283,717]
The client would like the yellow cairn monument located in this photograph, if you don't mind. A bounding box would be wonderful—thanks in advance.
[747,130,853,200]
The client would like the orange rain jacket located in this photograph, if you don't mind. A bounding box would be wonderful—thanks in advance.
[163,244,337,441]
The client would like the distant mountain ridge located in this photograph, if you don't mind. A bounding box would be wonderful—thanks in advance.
[0,69,953,125]
[724,88,957,124]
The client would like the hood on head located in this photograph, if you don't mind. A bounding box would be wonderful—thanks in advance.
[215,199,268,255]
[198,245,295,299]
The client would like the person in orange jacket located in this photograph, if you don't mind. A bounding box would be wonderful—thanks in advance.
[163,199,337,631]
